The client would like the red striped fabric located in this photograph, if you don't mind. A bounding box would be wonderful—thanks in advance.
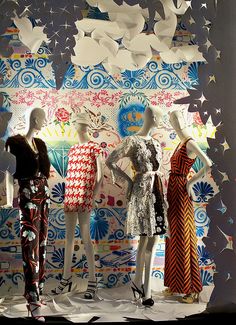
[164,138,202,294]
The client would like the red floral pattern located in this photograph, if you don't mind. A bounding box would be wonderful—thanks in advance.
[55,108,70,122]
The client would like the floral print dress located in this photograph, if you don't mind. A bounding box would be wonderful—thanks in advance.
[106,135,167,237]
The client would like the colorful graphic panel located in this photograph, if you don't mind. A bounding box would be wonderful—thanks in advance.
[0,50,217,295]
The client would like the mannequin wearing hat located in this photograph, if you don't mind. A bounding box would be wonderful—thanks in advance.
[52,112,103,299]
[163,109,212,303]
[106,105,167,307]
[5,108,50,322]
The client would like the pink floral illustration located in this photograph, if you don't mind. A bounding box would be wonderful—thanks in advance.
[150,90,186,109]
[55,108,70,123]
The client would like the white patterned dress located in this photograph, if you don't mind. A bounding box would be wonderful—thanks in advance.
[106,135,167,237]
[64,141,102,213]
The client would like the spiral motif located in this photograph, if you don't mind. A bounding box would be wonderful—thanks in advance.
[80,66,91,72]
[97,209,106,218]
[194,207,209,227]
[0,228,10,239]
[47,228,57,240]
[156,71,172,89]
[87,71,106,89]
[148,60,158,72]
[63,79,74,89]
[19,70,36,88]
[10,60,21,71]
[35,58,47,69]
[133,79,142,88]
[53,209,65,226]
[123,80,132,89]
[12,272,24,285]
[37,47,51,55]
[114,229,125,240]
[152,270,164,279]
[173,63,184,70]
[107,274,118,287]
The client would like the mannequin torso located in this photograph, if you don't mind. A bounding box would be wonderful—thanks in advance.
[6,108,50,207]
[169,110,212,196]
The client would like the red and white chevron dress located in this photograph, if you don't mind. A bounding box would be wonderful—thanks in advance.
[64,141,102,213]
[164,138,202,294]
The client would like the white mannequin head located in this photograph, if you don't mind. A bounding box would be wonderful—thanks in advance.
[26,108,46,132]
[144,105,163,128]
[169,109,187,131]
[73,112,90,132]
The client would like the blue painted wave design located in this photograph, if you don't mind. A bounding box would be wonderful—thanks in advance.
[0,57,198,90]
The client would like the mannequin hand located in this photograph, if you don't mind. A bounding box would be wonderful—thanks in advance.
[165,227,171,239]
[186,181,194,199]
[163,199,169,210]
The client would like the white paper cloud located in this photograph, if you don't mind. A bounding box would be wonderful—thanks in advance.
[14,16,48,53]
[14,0,204,74]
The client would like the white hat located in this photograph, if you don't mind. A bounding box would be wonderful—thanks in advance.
[75,112,90,126]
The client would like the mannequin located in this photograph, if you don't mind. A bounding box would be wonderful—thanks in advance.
[0,111,16,184]
[52,112,103,299]
[106,105,167,307]
[5,108,50,322]
[163,109,212,303]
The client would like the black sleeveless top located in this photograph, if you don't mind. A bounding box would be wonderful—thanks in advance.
[5,134,50,179]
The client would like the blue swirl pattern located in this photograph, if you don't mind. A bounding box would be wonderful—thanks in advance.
[0,57,199,90]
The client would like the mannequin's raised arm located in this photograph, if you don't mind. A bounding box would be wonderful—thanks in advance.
[105,138,133,198]
[186,140,212,196]
[5,171,14,207]
[106,158,132,185]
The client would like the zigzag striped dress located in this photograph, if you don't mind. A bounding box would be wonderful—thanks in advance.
[164,138,202,294]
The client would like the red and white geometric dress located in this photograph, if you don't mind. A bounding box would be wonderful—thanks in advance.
[64,141,102,213]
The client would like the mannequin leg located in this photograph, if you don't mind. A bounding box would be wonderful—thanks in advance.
[38,185,49,295]
[78,211,98,299]
[77,211,96,282]
[62,212,78,279]
[133,236,148,288]
[143,236,159,300]
[51,211,77,295]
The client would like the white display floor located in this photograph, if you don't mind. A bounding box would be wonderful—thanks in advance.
[0,279,212,323]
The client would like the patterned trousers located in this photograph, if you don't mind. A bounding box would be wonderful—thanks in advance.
[18,177,50,301]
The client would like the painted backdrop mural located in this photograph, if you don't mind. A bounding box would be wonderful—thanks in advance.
[0,25,216,295]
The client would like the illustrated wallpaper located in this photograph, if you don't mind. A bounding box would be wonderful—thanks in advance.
[0,24,217,295]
